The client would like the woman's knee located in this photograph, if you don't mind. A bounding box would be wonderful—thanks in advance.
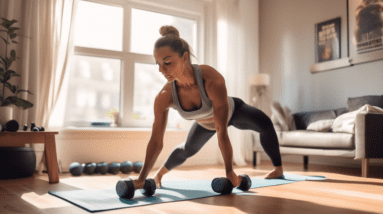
[183,144,199,158]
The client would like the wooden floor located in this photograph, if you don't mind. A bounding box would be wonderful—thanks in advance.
[1,161,383,214]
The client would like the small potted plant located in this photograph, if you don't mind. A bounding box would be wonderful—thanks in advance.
[0,18,33,126]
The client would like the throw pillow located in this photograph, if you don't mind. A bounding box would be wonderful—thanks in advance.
[332,104,383,134]
[283,106,296,131]
[271,101,289,131]
[307,119,334,132]
[271,114,283,131]
[347,95,383,112]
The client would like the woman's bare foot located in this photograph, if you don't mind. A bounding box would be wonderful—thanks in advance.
[153,173,163,188]
[153,165,169,188]
[264,166,284,179]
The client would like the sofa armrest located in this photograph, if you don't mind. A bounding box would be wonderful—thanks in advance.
[355,113,383,159]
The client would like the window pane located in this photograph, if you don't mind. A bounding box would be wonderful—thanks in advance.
[133,63,181,126]
[74,1,123,51]
[131,9,197,56]
[64,55,121,126]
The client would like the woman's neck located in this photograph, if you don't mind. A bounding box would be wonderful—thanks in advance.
[175,63,196,89]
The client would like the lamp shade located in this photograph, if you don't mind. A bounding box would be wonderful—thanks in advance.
[250,73,270,86]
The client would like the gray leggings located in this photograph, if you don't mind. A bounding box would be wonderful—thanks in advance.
[164,97,282,170]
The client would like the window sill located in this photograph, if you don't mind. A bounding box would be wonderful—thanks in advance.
[51,126,189,140]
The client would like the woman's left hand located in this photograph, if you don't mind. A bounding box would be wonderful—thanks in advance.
[226,170,242,187]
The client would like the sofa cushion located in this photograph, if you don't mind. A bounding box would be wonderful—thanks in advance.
[279,130,354,149]
[334,107,348,117]
[306,119,334,132]
[347,95,383,112]
[293,109,337,130]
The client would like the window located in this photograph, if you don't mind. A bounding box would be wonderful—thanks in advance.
[51,0,204,128]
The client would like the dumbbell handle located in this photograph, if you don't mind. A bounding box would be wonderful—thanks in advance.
[116,178,156,199]
[133,179,146,190]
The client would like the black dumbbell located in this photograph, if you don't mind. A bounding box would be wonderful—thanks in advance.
[211,174,252,194]
[83,162,97,175]
[69,162,83,176]
[132,161,143,173]
[94,162,108,175]
[116,178,156,199]
[120,161,133,174]
[108,162,120,174]
[5,120,19,132]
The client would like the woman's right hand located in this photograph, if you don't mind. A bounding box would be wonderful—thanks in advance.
[226,170,242,187]
[132,178,145,190]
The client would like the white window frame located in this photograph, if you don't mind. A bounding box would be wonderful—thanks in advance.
[71,0,206,128]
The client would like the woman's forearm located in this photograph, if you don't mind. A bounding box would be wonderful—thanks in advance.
[138,140,163,180]
[217,131,233,174]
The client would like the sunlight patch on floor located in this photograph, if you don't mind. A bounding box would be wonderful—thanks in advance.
[21,192,70,209]
[306,187,383,201]
[59,175,121,189]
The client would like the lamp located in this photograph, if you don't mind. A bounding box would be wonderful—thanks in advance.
[249,73,270,109]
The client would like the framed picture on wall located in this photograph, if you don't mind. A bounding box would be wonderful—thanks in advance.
[348,0,383,58]
[315,17,341,63]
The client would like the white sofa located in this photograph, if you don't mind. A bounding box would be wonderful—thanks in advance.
[253,95,383,177]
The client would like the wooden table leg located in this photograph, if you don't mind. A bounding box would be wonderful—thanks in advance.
[44,135,59,183]
[362,158,369,178]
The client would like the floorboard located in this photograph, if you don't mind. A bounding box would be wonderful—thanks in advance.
[1,161,382,214]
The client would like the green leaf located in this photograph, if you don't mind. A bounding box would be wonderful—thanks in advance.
[12,40,18,44]
[4,70,19,79]
[3,96,33,109]
[0,67,4,76]
[7,70,17,75]
[8,27,20,34]
[10,50,16,59]
[10,33,16,39]
[12,85,17,93]
[4,82,13,92]
[1,18,17,29]
[5,59,13,70]
[16,89,34,95]
[2,96,12,106]
[3,70,11,82]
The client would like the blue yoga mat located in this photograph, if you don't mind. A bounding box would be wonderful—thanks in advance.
[49,173,326,212]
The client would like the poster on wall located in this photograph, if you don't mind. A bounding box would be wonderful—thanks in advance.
[348,0,383,56]
[315,17,341,63]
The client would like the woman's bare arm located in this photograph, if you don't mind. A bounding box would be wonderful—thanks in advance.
[135,84,172,187]
[202,65,241,187]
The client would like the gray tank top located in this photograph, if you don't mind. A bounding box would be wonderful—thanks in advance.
[170,64,235,129]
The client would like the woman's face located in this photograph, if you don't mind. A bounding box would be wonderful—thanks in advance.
[154,46,186,82]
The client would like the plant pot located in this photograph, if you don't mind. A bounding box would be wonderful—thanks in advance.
[0,106,13,126]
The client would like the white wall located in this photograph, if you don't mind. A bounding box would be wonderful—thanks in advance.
[259,0,383,167]
[55,128,223,172]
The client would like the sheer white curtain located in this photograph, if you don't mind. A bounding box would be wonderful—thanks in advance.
[0,0,78,172]
[214,0,260,165]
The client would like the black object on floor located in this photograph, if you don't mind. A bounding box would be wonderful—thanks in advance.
[0,147,36,179]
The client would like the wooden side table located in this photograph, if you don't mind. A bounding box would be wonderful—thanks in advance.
[0,131,59,183]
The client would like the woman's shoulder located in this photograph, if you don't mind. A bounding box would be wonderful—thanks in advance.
[199,64,225,84]
[154,83,173,110]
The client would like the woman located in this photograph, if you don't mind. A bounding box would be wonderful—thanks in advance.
[133,26,283,189]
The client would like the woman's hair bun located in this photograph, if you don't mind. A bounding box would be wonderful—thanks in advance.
[159,26,180,37]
